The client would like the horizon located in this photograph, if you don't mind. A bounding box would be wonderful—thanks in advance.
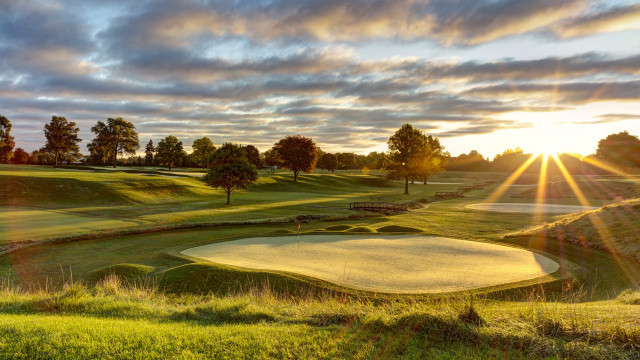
[2,0,640,158]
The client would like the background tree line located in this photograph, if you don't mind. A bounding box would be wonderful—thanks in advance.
[2,113,640,177]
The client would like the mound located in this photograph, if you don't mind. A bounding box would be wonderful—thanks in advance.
[270,229,296,234]
[87,264,155,282]
[505,199,640,264]
[346,226,375,233]
[376,225,422,233]
[157,263,320,296]
[325,225,352,231]
[513,180,640,200]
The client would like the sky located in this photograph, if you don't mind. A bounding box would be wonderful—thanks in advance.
[1,0,640,158]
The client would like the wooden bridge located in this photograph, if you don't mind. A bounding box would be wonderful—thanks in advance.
[349,202,408,212]
[434,191,465,200]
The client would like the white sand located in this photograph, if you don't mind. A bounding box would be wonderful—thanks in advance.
[181,235,559,293]
[466,203,599,214]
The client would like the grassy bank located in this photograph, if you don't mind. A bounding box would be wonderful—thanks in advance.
[0,276,638,359]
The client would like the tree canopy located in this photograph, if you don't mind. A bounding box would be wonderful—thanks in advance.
[88,117,139,168]
[145,139,155,166]
[0,115,15,164]
[11,148,29,164]
[155,136,184,170]
[595,131,640,169]
[192,137,215,168]
[243,145,261,168]
[43,116,82,166]
[413,135,448,184]
[386,123,430,194]
[272,135,318,182]
[204,143,258,204]
[317,153,338,172]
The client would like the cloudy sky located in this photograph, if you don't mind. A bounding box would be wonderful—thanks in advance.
[2,0,640,157]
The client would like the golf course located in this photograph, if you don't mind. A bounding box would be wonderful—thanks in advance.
[1,163,639,359]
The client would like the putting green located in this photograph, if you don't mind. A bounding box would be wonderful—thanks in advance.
[181,235,559,293]
[466,203,599,214]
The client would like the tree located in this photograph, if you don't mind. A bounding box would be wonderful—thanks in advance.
[272,135,318,182]
[386,124,429,194]
[413,135,448,184]
[145,139,155,166]
[155,135,183,170]
[43,116,82,166]
[595,131,640,169]
[317,153,338,172]
[11,148,30,164]
[491,148,530,172]
[204,143,258,204]
[262,148,281,171]
[89,117,139,168]
[192,137,215,168]
[0,115,15,164]
[337,152,356,170]
[446,150,490,171]
[243,145,261,168]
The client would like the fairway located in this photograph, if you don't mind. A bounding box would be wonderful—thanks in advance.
[181,235,560,293]
[465,203,600,214]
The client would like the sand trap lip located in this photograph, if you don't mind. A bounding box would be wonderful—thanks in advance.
[181,235,559,293]
[466,203,599,214]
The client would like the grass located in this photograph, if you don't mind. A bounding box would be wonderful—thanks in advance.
[87,263,155,282]
[1,165,640,358]
[0,276,638,359]
[506,198,640,264]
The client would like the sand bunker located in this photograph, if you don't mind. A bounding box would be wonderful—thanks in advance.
[182,235,559,293]
[466,203,599,214]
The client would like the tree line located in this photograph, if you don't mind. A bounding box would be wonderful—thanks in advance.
[2,113,639,186]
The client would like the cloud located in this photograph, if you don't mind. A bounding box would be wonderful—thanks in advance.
[464,80,640,104]
[554,3,640,38]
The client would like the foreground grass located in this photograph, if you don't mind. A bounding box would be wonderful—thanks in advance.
[0,277,638,359]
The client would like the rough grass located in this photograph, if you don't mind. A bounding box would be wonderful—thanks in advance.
[505,198,640,264]
[87,263,155,283]
[0,277,639,359]
[617,289,640,305]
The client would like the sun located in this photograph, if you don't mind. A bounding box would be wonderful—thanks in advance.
[529,120,568,157]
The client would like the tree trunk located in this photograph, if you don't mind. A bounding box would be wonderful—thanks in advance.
[113,144,118,168]
[226,190,231,205]
[55,152,59,167]
[404,175,409,194]
[294,170,299,182]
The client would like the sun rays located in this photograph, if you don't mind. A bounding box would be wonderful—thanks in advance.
[484,150,640,287]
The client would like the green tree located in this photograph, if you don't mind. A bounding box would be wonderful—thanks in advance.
[262,148,280,171]
[414,135,448,184]
[337,152,356,170]
[11,148,30,164]
[89,117,140,168]
[0,115,15,163]
[192,137,215,168]
[272,135,318,182]
[156,135,183,170]
[145,139,155,166]
[243,145,261,168]
[386,124,429,194]
[43,116,82,166]
[595,131,640,169]
[317,153,338,172]
[204,143,258,204]
[491,148,530,172]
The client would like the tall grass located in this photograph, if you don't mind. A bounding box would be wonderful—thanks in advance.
[0,275,638,359]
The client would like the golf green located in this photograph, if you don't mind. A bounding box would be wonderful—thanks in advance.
[182,235,559,293]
